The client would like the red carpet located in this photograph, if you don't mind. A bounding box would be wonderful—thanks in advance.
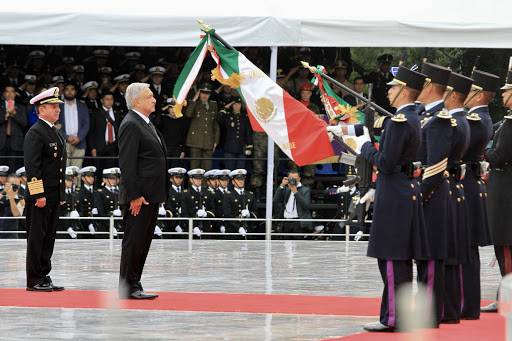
[0,288,380,316]
[322,314,504,341]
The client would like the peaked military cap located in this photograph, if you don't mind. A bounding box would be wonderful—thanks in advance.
[447,72,473,96]
[471,69,500,92]
[387,66,427,91]
[30,87,64,106]
[421,62,451,87]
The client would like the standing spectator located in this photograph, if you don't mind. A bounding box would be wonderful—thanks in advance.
[54,56,75,80]
[71,65,85,87]
[0,174,25,239]
[17,75,38,105]
[273,170,312,238]
[331,60,353,98]
[133,64,147,82]
[3,64,22,88]
[15,167,27,199]
[51,76,66,96]
[358,54,395,112]
[81,81,101,112]
[285,65,311,98]
[148,66,170,112]
[185,83,220,170]
[112,74,130,113]
[153,98,188,168]
[0,85,27,170]
[344,77,367,108]
[98,66,113,93]
[89,91,121,171]
[218,98,252,170]
[215,85,234,108]
[58,81,90,168]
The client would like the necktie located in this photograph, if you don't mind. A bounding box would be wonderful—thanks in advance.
[148,121,162,145]
[106,121,114,144]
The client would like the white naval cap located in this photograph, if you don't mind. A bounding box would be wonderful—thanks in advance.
[99,66,112,74]
[168,167,187,175]
[149,66,166,75]
[30,87,64,105]
[15,167,25,176]
[65,166,79,176]
[79,166,97,175]
[81,81,98,92]
[114,74,130,83]
[125,51,141,60]
[112,167,121,175]
[52,75,65,84]
[73,65,85,73]
[102,168,117,176]
[204,169,220,178]
[230,169,247,178]
[25,74,37,82]
[0,165,9,175]
[93,49,110,57]
[187,169,205,177]
[29,50,45,58]
[217,169,231,178]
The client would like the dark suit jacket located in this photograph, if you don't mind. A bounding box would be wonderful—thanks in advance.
[89,107,122,152]
[0,101,27,151]
[58,100,90,149]
[273,185,312,229]
[118,110,167,205]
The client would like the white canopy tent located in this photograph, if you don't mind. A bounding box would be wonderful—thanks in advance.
[1,0,512,48]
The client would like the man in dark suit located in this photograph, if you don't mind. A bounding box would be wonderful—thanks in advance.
[24,87,67,292]
[273,170,312,239]
[118,83,167,300]
[89,91,122,171]
[0,84,27,170]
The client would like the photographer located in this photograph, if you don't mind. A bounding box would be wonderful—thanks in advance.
[273,170,311,239]
[0,174,25,239]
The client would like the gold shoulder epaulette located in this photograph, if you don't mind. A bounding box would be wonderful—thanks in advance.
[436,110,452,119]
[391,113,407,123]
[27,177,44,195]
[374,116,388,128]
[450,118,458,127]
[467,113,481,121]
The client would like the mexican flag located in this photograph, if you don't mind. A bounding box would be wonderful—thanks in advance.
[172,34,209,117]
[209,36,334,166]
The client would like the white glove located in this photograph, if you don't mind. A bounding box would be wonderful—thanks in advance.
[88,223,96,235]
[67,227,77,239]
[238,227,247,237]
[241,209,250,218]
[314,225,324,233]
[193,226,202,237]
[220,225,226,233]
[197,209,207,218]
[175,225,183,233]
[336,185,350,194]
[342,126,371,154]
[244,149,252,156]
[178,207,182,214]
[327,125,344,138]
[112,228,118,237]
[359,188,375,211]
[69,210,80,218]
[354,230,364,242]
[91,208,98,215]
[113,208,122,217]
[154,225,163,237]
[158,206,166,216]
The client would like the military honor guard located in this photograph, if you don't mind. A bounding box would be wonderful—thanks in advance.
[183,168,215,238]
[223,169,257,238]
[76,166,99,236]
[24,87,66,292]
[481,67,512,313]
[95,168,122,236]
[164,167,187,237]
[460,69,500,320]
[60,166,81,239]
[215,169,231,234]
[15,167,27,199]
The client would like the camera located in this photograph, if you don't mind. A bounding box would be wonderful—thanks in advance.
[288,177,298,186]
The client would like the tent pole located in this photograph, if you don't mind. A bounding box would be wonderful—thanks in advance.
[265,46,278,241]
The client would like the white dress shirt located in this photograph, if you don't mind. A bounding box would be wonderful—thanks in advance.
[64,99,79,136]
[283,183,302,219]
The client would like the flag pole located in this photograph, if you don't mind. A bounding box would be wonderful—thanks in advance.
[301,61,394,118]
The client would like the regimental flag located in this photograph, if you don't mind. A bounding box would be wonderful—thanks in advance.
[312,65,365,125]
[172,34,209,117]
[208,36,334,166]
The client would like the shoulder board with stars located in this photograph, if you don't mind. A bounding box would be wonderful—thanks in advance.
[391,113,407,123]
[467,113,481,121]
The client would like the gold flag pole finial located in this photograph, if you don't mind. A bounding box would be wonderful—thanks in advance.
[301,61,316,74]
[197,19,213,33]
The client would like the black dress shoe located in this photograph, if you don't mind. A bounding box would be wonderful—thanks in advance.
[45,276,65,291]
[129,290,159,300]
[363,321,394,332]
[481,302,498,313]
[27,282,53,292]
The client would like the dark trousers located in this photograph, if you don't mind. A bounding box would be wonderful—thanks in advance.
[119,203,159,295]
[493,245,512,300]
[25,200,59,287]
[443,264,462,322]
[417,259,445,326]
[282,220,304,240]
[377,259,413,328]
[461,246,481,319]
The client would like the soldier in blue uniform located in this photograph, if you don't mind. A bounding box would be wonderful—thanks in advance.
[24,87,67,291]
[415,62,453,326]
[460,69,500,319]
[59,166,81,239]
[182,168,215,238]
[481,69,512,313]
[331,66,429,332]
[164,167,187,237]
[76,166,99,237]
[223,169,257,239]
[215,169,231,235]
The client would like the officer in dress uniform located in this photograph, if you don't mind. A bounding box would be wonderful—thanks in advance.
[204,169,221,236]
[94,168,122,236]
[76,166,98,237]
[24,87,66,291]
[481,69,512,313]
[59,166,81,239]
[182,168,215,238]
[331,66,429,332]
[223,169,257,239]
[415,62,454,326]
[460,69,500,320]
[215,169,231,235]
[0,166,9,212]
[164,167,187,237]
